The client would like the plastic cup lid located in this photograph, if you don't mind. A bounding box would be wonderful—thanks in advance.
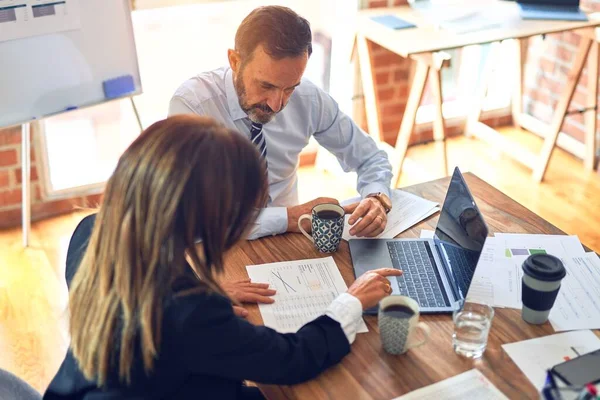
[522,254,566,282]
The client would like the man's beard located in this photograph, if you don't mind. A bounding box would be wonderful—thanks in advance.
[234,71,281,124]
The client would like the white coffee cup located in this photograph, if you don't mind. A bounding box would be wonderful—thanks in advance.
[378,296,430,355]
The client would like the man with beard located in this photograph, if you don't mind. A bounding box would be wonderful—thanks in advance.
[169,6,393,241]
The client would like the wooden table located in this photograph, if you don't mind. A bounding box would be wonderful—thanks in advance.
[221,173,598,399]
[354,2,600,184]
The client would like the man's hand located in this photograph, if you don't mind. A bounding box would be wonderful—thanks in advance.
[222,279,276,318]
[344,197,387,237]
[287,197,340,233]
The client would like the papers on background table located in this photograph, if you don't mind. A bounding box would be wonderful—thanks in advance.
[502,330,600,391]
[392,369,508,400]
[246,257,368,334]
[342,189,439,241]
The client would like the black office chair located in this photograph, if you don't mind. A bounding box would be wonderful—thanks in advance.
[0,368,42,400]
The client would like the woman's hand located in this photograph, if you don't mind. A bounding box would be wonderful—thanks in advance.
[222,279,276,318]
[347,268,403,309]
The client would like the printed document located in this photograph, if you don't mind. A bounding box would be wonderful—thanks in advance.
[343,190,439,241]
[392,369,508,400]
[246,257,368,334]
[502,330,600,391]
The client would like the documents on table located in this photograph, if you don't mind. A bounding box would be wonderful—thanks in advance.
[342,189,439,241]
[392,369,508,400]
[502,330,600,391]
[246,257,368,334]
[419,230,521,309]
[495,233,600,332]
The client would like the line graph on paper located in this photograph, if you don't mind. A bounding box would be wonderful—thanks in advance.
[246,257,364,333]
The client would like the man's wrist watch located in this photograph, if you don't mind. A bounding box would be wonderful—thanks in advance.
[367,192,392,213]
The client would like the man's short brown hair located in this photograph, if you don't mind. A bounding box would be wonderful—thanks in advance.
[235,6,312,62]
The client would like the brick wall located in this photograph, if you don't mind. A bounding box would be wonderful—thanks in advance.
[522,0,600,144]
[363,0,600,163]
[0,125,102,230]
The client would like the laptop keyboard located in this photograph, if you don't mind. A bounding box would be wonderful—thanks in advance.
[387,241,450,308]
[441,243,478,296]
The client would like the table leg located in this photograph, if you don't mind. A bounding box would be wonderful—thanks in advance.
[429,66,448,176]
[584,41,598,171]
[21,122,31,247]
[392,60,429,187]
[533,37,592,182]
[512,38,529,128]
[356,34,383,142]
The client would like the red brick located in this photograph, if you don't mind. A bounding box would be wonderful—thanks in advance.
[378,87,396,102]
[393,69,409,81]
[0,188,21,206]
[571,88,587,108]
[382,103,406,117]
[556,46,573,63]
[562,121,585,142]
[368,0,387,7]
[566,111,585,125]
[373,51,404,68]
[15,166,39,184]
[0,170,9,188]
[539,58,556,75]
[0,149,18,167]
[393,0,409,5]
[564,32,581,46]
[0,127,21,146]
[375,71,390,86]
[30,148,36,162]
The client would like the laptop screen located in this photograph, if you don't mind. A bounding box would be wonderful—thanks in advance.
[434,168,488,298]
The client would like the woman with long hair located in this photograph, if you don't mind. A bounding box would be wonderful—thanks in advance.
[44,115,400,399]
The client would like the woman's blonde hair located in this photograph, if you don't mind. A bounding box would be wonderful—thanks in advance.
[68,115,268,385]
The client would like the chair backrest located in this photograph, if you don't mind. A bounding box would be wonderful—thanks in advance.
[0,368,42,400]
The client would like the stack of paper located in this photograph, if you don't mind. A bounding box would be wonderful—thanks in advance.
[246,257,368,334]
[342,189,439,241]
[392,369,508,400]
[502,330,600,391]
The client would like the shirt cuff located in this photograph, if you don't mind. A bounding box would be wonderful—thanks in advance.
[325,293,363,344]
[258,207,288,236]
[360,182,391,200]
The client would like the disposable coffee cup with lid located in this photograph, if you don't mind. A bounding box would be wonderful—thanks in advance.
[521,254,566,324]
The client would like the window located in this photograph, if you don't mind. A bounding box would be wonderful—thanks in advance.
[416,41,513,124]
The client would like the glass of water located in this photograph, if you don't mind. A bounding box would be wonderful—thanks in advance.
[452,302,494,358]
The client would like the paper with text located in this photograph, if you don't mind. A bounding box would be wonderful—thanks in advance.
[419,231,521,308]
[393,369,508,400]
[495,234,600,331]
[343,190,439,241]
[502,330,600,391]
[246,257,368,334]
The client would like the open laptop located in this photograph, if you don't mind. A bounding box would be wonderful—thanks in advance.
[349,167,488,314]
[517,0,588,21]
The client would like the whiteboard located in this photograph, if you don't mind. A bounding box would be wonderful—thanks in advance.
[0,0,142,128]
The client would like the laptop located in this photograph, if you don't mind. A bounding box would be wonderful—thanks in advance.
[517,0,588,21]
[349,167,488,314]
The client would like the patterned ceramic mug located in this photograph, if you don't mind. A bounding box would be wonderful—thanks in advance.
[298,203,345,253]
[378,295,430,355]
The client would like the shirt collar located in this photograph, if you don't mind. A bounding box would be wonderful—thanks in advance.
[225,67,248,121]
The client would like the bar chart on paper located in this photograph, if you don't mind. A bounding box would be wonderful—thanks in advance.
[247,257,368,333]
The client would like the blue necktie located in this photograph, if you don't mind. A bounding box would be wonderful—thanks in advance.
[250,122,268,171]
